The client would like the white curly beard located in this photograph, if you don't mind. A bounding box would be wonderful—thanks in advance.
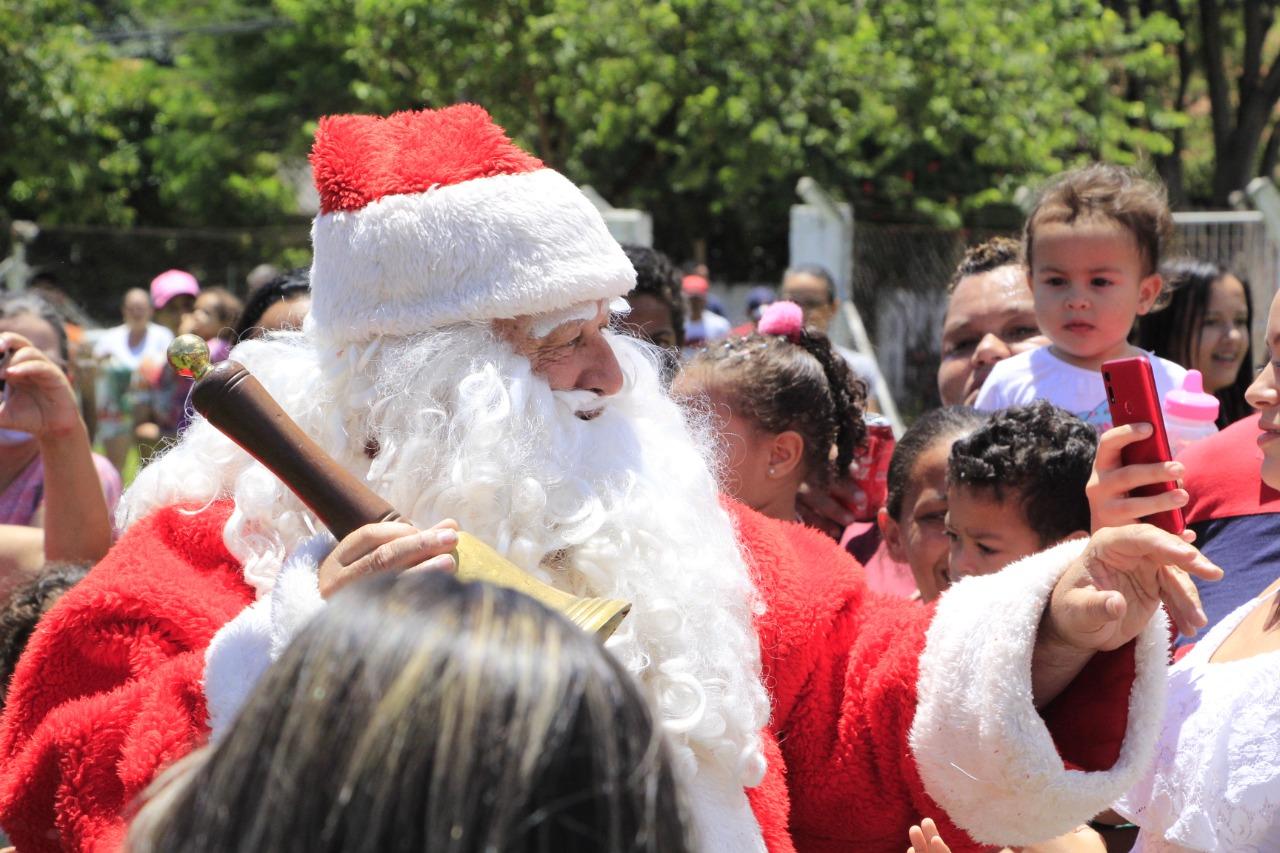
[122,322,771,804]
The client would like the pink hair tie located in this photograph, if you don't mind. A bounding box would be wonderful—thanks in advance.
[757,300,805,342]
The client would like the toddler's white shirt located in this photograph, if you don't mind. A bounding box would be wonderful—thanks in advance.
[973,346,1186,431]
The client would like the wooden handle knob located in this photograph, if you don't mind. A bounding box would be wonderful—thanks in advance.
[191,360,401,541]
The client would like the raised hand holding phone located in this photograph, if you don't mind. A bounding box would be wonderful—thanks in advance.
[0,333,82,440]
[1098,357,1187,536]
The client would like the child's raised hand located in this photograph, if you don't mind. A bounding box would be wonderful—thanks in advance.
[907,817,952,853]
[1086,424,1193,540]
[0,332,81,441]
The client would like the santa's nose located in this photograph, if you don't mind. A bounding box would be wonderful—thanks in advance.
[576,333,624,398]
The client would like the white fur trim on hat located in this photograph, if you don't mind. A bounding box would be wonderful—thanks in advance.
[909,539,1168,846]
[310,169,636,343]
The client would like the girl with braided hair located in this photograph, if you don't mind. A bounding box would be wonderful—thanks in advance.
[672,300,867,523]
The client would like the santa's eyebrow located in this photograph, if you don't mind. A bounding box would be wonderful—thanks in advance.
[529,299,609,339]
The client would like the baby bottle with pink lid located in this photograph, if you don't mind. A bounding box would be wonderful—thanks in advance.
[1163,370,1219,457]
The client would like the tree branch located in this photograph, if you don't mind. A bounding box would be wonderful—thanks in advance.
[1262,118,1280,179]
[1199,0,1232,152]
[1262,46,1280,106]
[1244,0,1264,98]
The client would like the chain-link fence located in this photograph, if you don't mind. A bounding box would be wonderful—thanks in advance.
[1171,211,1279,360]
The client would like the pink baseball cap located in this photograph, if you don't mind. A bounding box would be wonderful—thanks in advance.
[149,269,200,308]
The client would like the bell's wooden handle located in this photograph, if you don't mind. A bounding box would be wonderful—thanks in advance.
[191,360,400,541]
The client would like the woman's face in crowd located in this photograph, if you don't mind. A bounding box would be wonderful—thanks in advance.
[0,314,63,368]
[0,313,64,452]
[937,266,1044,406]
[253,294,311,337]
[1246,291,1280,489]
[189,293,225,340]
[1196,274,1250,394]
[155,294,195,334]
[885,440,954,602]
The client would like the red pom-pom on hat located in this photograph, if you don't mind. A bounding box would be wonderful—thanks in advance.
[311,105,543,214]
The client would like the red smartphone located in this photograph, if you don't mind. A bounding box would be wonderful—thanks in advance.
[1101,356,1185,535]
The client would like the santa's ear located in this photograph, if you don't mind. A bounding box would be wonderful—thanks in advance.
[767,430,806,479]
[878,507,907,562]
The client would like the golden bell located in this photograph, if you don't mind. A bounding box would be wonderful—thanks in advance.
[169,333,212,380]
[452,532,630,639]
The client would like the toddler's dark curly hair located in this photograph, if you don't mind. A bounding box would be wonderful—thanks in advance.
[0,561,91,708]
[682,328,867,485]
[948,401,1097,545]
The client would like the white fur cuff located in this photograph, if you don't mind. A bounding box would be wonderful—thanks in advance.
[268,533,335,659]
[909,539,1168,846]
[203,533,335,739]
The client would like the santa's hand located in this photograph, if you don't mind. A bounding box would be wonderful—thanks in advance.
[907,817,951,853]
[318,519,459,599]
[0,332,82,440]
[1086,424,1192,540]
[1046,524,1221,651]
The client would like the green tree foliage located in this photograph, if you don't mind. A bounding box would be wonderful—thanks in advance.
[3,0,1186,276]
[1,0,144,225]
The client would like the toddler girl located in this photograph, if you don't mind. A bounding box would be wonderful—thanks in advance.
[975,164,1186,430]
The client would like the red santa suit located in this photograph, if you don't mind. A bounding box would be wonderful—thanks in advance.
[0,498,1166,852]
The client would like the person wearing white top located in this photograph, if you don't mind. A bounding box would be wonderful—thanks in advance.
[1085,287,1280,851]
[974,346,1185,431]
[90,288,174,471]
[1112,584,1280,852]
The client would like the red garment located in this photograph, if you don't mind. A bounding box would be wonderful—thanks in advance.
[1175,412,1280,647]
[0,501,1143,852]
[1182,413,1280,523]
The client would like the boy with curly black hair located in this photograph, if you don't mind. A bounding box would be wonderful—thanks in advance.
[945,401,1097,580]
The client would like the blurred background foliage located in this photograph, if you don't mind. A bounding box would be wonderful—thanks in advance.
[3,0,1278,279]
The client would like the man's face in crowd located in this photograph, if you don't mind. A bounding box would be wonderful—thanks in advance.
[123,289,153,329]
[494,300,623,413]
[780,272,835,333]
[685,292,707,320]
[937,265,1044,406]
[619,292,678,351]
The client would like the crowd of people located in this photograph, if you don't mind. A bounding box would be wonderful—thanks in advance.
[0,104,1273,852]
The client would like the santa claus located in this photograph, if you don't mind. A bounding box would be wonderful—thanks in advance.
[0,106,1215,852]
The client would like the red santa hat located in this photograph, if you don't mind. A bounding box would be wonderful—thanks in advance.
[308,104,635,343]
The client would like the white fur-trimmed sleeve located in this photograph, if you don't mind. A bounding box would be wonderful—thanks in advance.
[202,533,335,739]
[908,539,1168,846]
